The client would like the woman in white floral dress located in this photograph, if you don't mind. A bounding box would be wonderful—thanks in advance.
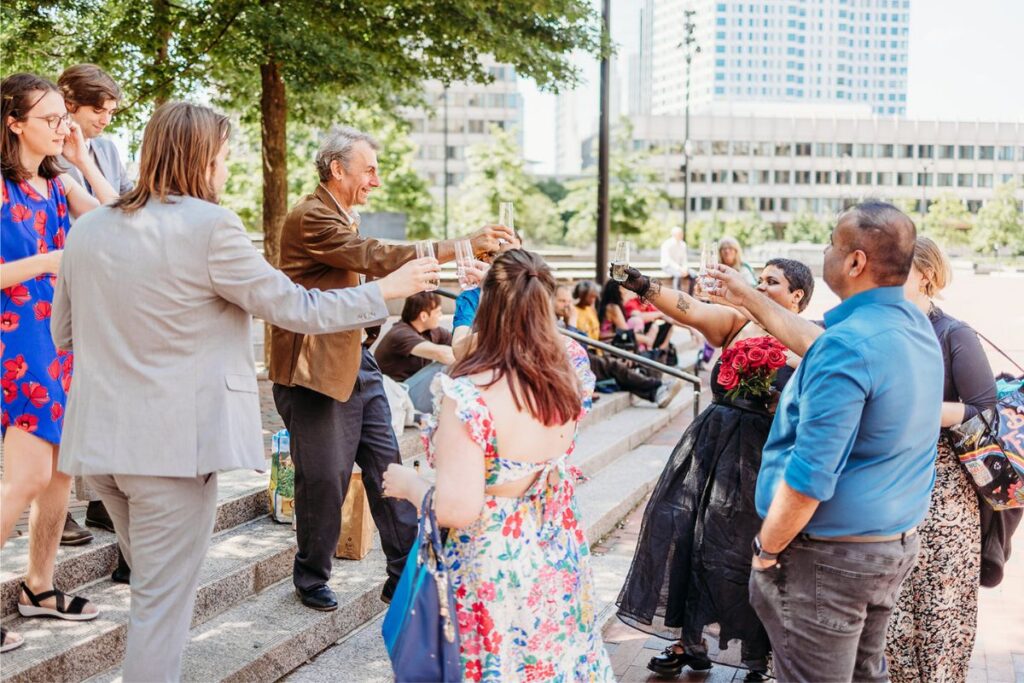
[384,249,614,682]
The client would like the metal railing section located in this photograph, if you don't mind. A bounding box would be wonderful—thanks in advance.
[435,288,702,420]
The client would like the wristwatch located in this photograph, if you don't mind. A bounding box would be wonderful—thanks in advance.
[752,535,780,562]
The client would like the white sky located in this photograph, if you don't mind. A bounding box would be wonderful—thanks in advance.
[521,0,1024,175]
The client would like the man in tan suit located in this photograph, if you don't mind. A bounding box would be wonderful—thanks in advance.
[52,103,438,681]
[270,125,512,610]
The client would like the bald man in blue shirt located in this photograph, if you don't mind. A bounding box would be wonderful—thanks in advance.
[707,202,943,682]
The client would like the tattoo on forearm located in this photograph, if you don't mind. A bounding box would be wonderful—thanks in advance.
[675,293,691,314]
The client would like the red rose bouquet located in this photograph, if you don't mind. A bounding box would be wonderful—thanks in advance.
[717,336,789,400]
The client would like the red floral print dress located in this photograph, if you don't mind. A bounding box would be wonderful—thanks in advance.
[422,340,614,682]
[1,177,72,445]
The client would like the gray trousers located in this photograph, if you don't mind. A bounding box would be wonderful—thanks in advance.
[86,472,218,683]
[273,349,418,592]
[750,534,920,682]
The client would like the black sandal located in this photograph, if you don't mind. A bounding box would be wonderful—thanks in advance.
[18,582,98,621]
[1,626,24,653]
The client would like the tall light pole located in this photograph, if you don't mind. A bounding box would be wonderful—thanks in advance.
[442,86,450,240]
[920,159,932,215]
[681,9,699,243]
[596,0,611,284]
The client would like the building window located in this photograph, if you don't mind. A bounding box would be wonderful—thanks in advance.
[917,144,934,159]
[938,145,955,159]
[712,141,730,154]
[837,170,852,184]
[897,172,913,186]
[917,173,932,186]
[733,170,750,183]
[977,173,993,188]
[966,199,982,213]
[712,170,729,183]
[756,170,771,183]
[937,173,953,187]
[759,197,774,211]
[897,144,914,159]
[733,141,750,155]
[877,172,893,185]
[690,170,707,183]
[856,171,872,185]
[775,170,791,183]
[878,144,894,158]
[774,143,792,156]
[837,143,854,156]
[795,170,811,184]
[855,143,874,158]
[957,173,974,187]
[978,145,995,160]
[794,143,812,156]
[815,170,832,184]
[997,146,1015,161]
[751,142,773,156]
[959,145,975,160]
[814,142,833,156]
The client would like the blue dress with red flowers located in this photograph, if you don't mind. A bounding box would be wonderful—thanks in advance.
[1,176,71,445]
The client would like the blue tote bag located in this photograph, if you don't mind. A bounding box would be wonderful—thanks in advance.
[381,488,461,682]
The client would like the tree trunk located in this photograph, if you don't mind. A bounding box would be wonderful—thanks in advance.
[152,0,173,106]
[260,59,287,368]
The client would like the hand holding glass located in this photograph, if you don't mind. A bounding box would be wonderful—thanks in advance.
[699,242,719,292]
[611,241,633,282]
[454,239,478,291]
[415,241,440,291]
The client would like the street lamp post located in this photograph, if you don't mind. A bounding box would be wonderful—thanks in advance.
[596,0,611,284]
[442,86,449,240]
[920,160,932,215]
[681,9,699,243]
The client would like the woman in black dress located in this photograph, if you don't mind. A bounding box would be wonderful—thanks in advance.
[614,258,815,681]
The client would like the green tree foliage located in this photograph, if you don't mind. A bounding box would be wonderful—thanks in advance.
[2,0,603,261]
[722,211,774,248]
[972,183,1024,256]
[454,127,560,244]
[560,121,667,248]
[785,211,833,243]
[922,193,973,246]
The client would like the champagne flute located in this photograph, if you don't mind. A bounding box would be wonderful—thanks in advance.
[454,239,477,291]
[611,240,632,282]
[699,241,719,292]
[415,240,439,291]
[498,201,515,231]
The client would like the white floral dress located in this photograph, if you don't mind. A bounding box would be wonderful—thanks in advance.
[423,340,614,682]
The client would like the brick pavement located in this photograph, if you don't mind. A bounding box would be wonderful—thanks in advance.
[594,490,1024,683]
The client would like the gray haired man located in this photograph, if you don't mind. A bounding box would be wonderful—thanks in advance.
[269,126,513,610]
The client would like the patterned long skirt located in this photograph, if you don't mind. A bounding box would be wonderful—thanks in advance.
[886,439,981,683]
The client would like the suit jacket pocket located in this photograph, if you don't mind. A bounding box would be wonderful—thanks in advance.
[225,373,259,393]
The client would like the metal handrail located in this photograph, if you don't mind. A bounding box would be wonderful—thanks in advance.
[434,288,702,420]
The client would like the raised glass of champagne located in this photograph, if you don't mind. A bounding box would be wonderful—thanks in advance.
[611,240,632,282]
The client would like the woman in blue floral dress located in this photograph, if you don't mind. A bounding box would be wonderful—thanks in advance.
[383,249,614,682]
[1,73,117,651]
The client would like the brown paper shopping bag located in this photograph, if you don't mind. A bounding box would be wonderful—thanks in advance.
[336,470,375,560]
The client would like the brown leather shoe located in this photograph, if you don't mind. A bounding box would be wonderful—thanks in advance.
[60,513,94,546]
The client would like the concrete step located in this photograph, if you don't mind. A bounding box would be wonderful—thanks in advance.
[281,442,681,683]
[80,392,689,683]
[1,514,299,683]
[0,469,270,620]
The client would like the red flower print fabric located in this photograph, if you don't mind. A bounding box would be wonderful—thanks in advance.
[1,177,72,444]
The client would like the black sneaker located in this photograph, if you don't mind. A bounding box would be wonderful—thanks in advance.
[647,645,713,676]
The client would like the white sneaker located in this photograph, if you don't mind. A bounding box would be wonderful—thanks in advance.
[655,379,683,408]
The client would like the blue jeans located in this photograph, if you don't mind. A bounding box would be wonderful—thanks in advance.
[749,534,920,682]
[402,362,446,414]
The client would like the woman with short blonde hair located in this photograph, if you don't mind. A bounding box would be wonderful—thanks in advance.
[886,236,997,682]
[718,236,757,287]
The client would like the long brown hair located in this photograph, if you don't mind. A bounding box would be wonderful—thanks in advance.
[452,249,582,426]
[1,73,66,181]
[113,101,230,213]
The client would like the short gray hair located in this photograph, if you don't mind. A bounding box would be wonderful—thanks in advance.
[315,125,380,181]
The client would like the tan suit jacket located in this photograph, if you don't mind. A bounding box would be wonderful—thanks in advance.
[53,197,389,477]
[269,185,417,403]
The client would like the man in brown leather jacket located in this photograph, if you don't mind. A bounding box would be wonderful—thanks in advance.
[270,125,513,610]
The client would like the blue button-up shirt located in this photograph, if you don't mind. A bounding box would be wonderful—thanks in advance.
[756,286,944,536]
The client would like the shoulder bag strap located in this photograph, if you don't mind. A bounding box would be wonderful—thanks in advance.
[975,331,1024,375]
